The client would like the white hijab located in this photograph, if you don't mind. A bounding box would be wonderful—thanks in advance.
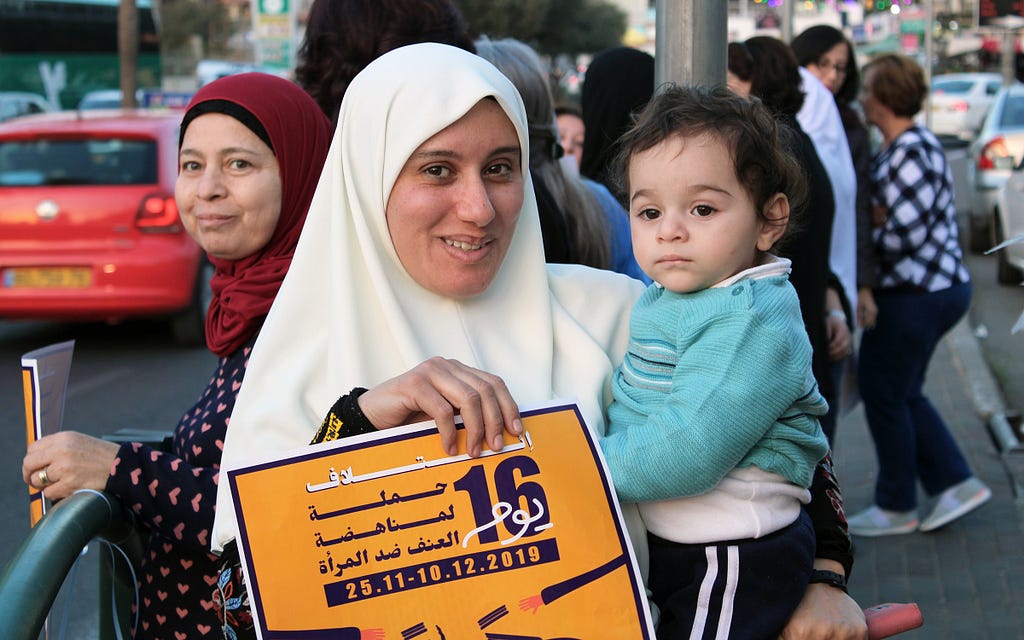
[212,43,644,552]
[797,67,858,311]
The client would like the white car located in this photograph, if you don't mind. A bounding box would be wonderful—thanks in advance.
[195,59,274,86]
[967,84,1024,254]
[0,92,53,123]
[927,72,1003,140]
[76,89,146,110]
[993,158,1024,285]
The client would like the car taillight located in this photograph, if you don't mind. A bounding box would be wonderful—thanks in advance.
[951,100,969,113]
[978,136,1011,171]
[136,194,182,232]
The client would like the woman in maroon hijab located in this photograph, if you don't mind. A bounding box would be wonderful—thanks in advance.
[21,72,332,639]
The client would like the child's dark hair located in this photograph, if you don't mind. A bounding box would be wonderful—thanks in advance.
[610,84,807,244]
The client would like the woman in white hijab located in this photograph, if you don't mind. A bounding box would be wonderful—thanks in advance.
[212,43,867,639]
[212,38,644,556]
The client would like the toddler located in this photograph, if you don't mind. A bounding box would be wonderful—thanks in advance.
[599,85,830,640]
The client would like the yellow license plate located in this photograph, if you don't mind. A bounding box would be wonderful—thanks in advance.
[4,267,93,288]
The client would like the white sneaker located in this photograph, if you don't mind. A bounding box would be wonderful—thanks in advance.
[847,505,919,537]
[919,477,992,532]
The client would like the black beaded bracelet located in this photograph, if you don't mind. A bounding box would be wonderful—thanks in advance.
[310,387,377,444]
[808,569,848,593]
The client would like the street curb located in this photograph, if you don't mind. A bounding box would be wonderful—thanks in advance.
[948,317,1006,419]
[989,412,1023,453]
[947,317,1022,453]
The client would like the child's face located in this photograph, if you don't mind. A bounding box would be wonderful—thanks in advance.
[626,134,786,293]
[556,112,584,169]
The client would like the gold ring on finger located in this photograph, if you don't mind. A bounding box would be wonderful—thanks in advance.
[38,467,51,486]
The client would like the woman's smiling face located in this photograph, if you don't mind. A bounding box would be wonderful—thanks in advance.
[385,98,524,299]
[176,113,283,260]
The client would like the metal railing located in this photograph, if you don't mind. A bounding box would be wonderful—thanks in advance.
[0,489,924,638]
[0,490,142,640]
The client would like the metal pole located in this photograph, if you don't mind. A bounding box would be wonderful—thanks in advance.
[655,0,727,88]
[118,0,139,108]
[925,0,934,130]
[1002,29,1016,87]
[990,16,1024,86]
[781,0,794,44]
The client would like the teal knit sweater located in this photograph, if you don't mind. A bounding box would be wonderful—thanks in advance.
[601,274,829,504]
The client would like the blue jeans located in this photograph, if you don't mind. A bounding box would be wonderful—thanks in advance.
[857,282,973,512]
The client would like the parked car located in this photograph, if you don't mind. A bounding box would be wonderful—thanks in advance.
[195,59,273,87]
[927,72,1003,140]
[76,89,145,110]
[965,83,1024,253]
[993,157,1024,284]
[0,110,211,344]
[0,92,53,123]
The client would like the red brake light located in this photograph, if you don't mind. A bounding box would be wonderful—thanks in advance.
[952,100,969,113]
[978,136,1010,171]
[136,194,182,232]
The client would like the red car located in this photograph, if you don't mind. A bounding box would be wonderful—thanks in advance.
[0,109,210,344]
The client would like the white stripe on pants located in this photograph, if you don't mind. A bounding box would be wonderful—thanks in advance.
[689,545,739,640]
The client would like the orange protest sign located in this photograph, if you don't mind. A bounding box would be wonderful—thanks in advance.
[21,340,75,527]
[226,401,655,639]
[23,367,45,526]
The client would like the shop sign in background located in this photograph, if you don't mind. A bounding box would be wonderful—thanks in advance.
[251,0,294,71]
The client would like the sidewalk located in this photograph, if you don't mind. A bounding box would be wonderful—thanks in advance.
[834,318,1024,639]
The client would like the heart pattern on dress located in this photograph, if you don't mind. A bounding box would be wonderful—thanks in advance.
[118,340,253,638]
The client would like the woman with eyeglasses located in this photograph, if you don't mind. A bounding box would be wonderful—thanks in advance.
[792,25,878,334]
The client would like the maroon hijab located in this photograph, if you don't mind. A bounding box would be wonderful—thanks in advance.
[179,73,333,357]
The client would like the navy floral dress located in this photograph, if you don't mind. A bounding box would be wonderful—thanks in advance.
[105,335,256,640]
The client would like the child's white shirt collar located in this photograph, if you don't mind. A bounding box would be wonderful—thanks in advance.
[714,254,791,288]
[653,254,792,290]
